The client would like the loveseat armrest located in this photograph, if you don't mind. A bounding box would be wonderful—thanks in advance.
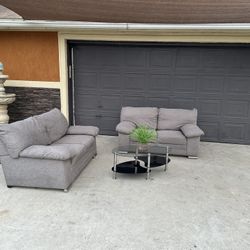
[66,126,99,137]
[116,121,136,135]
[180,124,204,138]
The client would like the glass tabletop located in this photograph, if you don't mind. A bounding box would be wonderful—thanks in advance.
[112,144,168,157]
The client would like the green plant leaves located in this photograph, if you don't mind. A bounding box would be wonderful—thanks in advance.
[130,126,157,144]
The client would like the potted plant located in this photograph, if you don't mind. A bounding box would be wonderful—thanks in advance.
[130,126,157,151]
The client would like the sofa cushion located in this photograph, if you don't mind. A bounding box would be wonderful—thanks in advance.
[66,126,99,136]
[157,130,186,145]
[120,107,158,129]
[33,108,68,143]
[20,144,84,161]
[0,140,8,156]
[116,121,136,134]
[0,117,50,158]
[158,108,197,130]
[53,135,94,149]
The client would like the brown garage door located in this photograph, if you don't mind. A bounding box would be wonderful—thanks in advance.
[69,42,250,145]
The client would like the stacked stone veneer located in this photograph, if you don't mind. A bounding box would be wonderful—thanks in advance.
[6,87,60,123]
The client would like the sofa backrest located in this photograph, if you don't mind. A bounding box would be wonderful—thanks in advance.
[33,108,68,143]
[0,117,51,158]
[158,108,197,130]
[120,107,158,129]
[0,108,68,158]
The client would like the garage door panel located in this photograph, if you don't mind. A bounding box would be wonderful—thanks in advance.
[220,123,247,142]
[74,72,98,89]
[100,73,121,90]
[72,43,250,144]
[148,67,173,75]
[124,73,146,90]
[125,48,146,67]
[201,49,226,68]
[98,48,123,66]
[170,97,197,109]
[150,49,174,68]
[100,116,120,135]
[198,121,220,141]
[75,107,98,115]
[175,67,201,75]
[100,95,121,112]
[223,100,249,118]
[198,77,224,93]
[74,47,97,67]
[145,97,170,108]
[200,67,229,75]
[74,89,98,97]
[199,100,221,116]
[176,49,200,68]
[226,67,250,76]
[122,96,145,107]
[75,94,99,109]
[225,77,250,94]
[228,51,250,68]
[148,74,172,91]
[225,50,244,67]
[173,76,196,92]
[75,114,100,127]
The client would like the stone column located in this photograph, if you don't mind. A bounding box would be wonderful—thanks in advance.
[0,62,16,123]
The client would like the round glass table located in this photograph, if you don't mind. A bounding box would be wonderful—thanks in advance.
[112,144,170,180]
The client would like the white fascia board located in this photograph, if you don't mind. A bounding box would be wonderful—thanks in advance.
[127,23,250,30]
[1,20,250,31]
[0,20,127,30]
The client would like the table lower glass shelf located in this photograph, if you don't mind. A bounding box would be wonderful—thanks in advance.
[111,160,149,174]
[138,156,171,168]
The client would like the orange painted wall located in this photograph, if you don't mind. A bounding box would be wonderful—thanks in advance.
[0,31,60,81]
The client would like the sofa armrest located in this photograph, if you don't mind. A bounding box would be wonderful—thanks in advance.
[181,124,204,138]
[116,121,136,135]
[66,126,99,137]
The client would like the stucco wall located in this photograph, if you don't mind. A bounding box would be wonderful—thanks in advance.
[0,31,60,81]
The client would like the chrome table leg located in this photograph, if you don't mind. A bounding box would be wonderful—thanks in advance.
[113,152,117,179]
[135,146,138,174]
[146,153,151,180]
[164,148,169,171]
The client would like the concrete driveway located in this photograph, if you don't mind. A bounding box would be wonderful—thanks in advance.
[0,136,249,250]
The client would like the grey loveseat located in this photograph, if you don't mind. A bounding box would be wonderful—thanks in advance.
[116,107,204,158]
[0,108,99,191]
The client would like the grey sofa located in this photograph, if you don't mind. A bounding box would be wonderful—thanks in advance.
[0,108,99,191]
[116,107,204,158]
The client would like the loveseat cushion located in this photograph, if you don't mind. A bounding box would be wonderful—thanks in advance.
[120,107,158,129]
[116,121,136,135]
[20,144,84,161]
[33,108,68,143]
[158,108,197,130]
[180,124,204,138]
[157,130,186,145]
[66,126,99,136]
[0,117,50,158]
